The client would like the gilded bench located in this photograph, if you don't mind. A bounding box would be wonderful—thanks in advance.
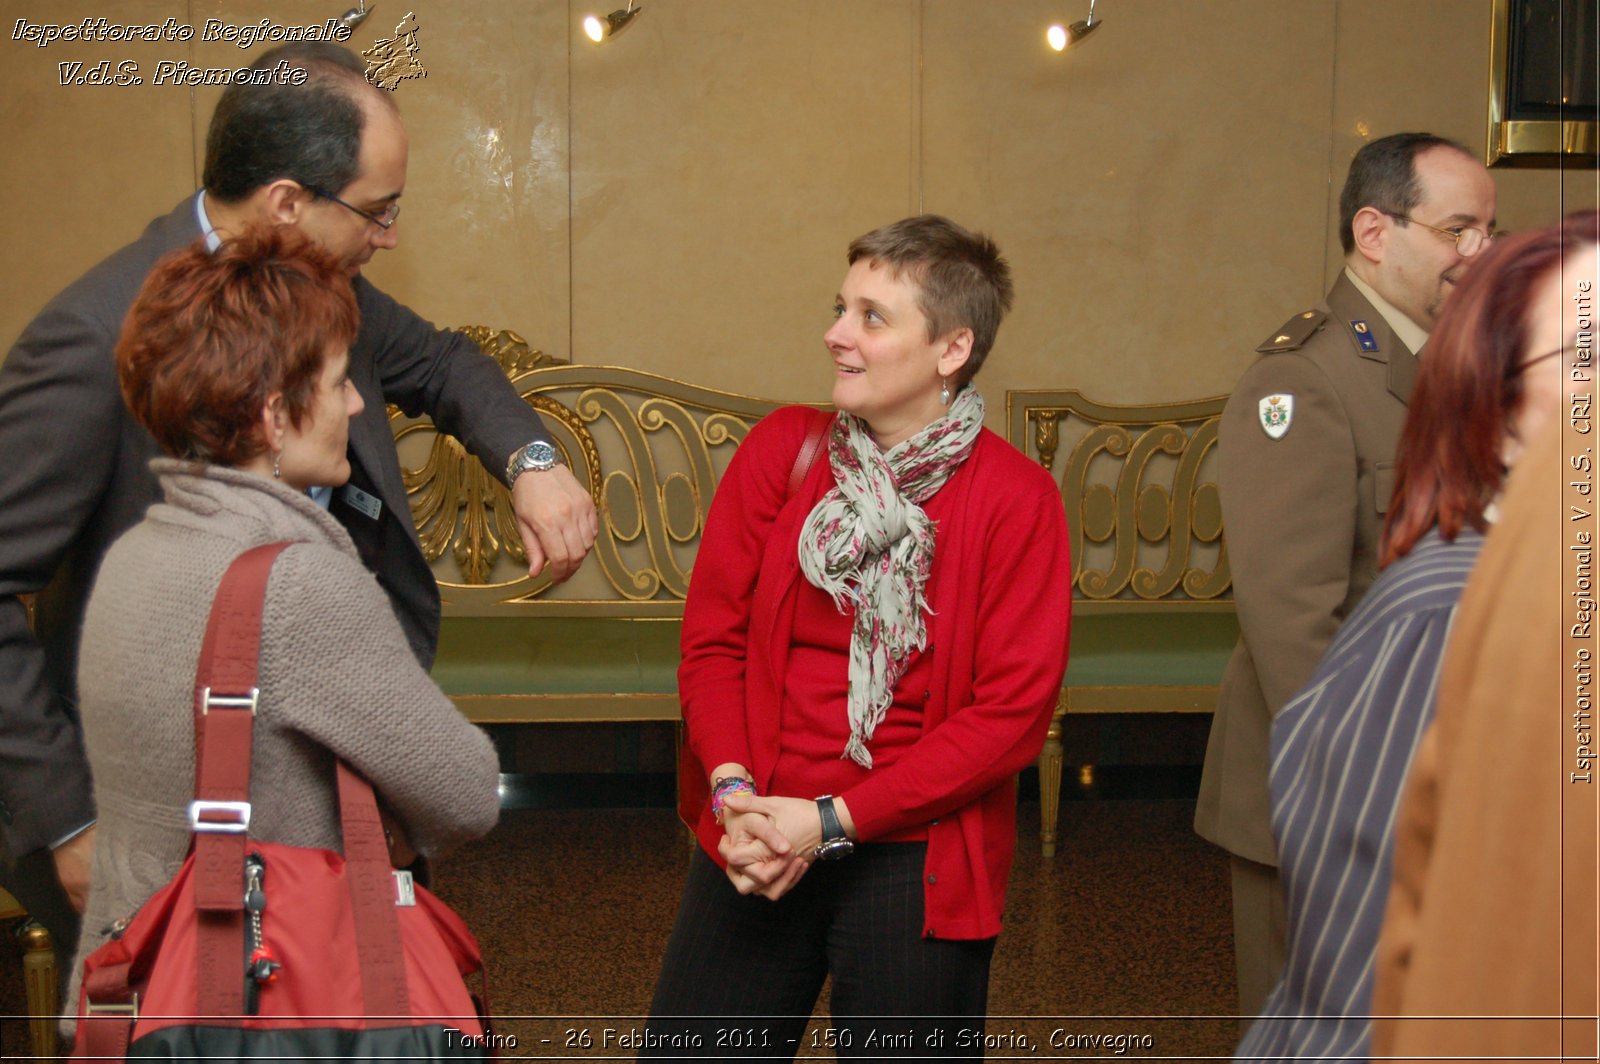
[389,328,818,729]
[1006,391,1238,853]
[398,332,1239,856]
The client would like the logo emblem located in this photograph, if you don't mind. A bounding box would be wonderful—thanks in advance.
[1258,394,1294,439]
[363,12,427,91]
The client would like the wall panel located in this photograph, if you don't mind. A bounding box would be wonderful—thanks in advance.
[1,0,194,348]
[922,0,1337,404]
[2,0,1593,415]
[568,0,915,400]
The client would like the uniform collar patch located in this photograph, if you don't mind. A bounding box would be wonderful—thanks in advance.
[1258,394,1294,439]
[1348,319,1380,352]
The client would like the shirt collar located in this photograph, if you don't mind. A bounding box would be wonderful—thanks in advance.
[194,190,223,253]
[1343,267,1430,356]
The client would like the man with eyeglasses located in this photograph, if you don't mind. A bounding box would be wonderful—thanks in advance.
[1194,131,1497,1035]
[0,42,598,977]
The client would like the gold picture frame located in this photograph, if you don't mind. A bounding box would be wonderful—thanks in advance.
[1487,0,1598,167]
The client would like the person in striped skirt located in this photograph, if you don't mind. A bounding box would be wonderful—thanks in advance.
[1236,211,1595,1063]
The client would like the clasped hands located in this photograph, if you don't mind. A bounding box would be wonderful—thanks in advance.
[718,792,846,901]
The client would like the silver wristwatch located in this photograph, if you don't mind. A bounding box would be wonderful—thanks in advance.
[505,440,563,485]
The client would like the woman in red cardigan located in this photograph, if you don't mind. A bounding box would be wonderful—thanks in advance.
[645,215,1072,1057]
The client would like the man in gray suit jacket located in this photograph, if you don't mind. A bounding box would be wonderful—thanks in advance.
[0,43,597,964]
[1194,132,1496,1030]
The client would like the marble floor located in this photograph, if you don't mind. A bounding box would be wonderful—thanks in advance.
[0,798,1239,1061]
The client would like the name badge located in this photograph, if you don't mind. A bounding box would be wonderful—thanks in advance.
[341,484,383,521]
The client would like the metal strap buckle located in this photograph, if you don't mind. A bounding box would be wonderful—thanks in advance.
[394,870,416,907]
[200,686,259,715]
[84,991,139,1018]
[188,800,252,834]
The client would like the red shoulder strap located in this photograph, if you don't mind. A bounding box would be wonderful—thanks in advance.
[337,760,411,1016]
[188,544,412,1017]
[80,539,411,1049]
[188,541,410,1019]
[191,541,291,1017]
[787,409,832,498]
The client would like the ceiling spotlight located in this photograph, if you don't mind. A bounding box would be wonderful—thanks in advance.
[1047,0,1101,51]
[584,1,641,43]
[338,0,373,32]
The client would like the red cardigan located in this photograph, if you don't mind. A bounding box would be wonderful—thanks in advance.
[677,405,1072,939]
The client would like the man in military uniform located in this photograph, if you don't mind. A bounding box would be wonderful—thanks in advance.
[1194,132,1497,1029]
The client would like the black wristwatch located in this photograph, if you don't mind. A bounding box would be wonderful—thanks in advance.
[813,795,856,861]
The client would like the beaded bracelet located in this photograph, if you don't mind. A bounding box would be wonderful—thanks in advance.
[711,775,755,823]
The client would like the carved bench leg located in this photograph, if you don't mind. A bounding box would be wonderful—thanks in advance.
[19,919,58,1060]
[1038,691,1066,857]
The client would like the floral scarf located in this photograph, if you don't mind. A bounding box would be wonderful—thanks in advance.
[797,387,985,767]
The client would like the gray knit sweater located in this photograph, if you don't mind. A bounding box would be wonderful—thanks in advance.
[69,461,499,1015]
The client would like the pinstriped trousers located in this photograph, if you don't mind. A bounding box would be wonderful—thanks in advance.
[645,844,995,1059]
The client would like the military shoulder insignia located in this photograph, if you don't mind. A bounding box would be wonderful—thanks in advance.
[1346,318,1380,352]
[1256,309,1327,354]
[1258,394,1294,439]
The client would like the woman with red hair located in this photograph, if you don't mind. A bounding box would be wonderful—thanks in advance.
[66,228,500,1034]
[1236,209,1598,1063]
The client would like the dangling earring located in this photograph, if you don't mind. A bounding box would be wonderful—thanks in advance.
[939,377,951,406]
[272,451,282,479]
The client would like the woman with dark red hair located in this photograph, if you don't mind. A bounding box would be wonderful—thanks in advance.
[1236,209,1598,1063]
[65,228,500,1028]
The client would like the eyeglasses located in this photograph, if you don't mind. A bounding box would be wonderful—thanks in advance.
[1381,210,1494,257]
[1513,346,1574,375]
[307,185,400,230]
